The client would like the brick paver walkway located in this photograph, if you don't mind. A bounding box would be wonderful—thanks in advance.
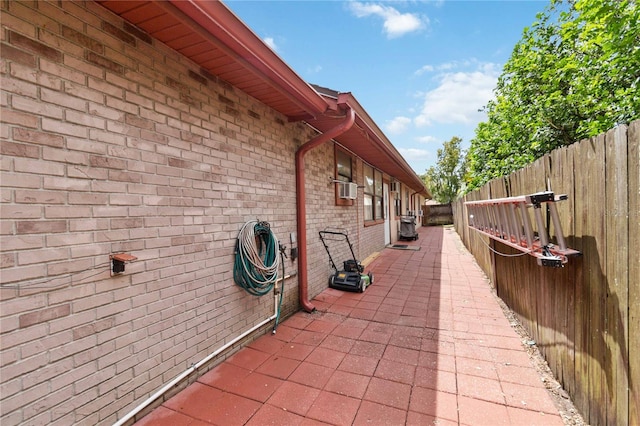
[135,226,565,425]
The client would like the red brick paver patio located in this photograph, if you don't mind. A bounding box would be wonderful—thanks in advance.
[136,226,565,425]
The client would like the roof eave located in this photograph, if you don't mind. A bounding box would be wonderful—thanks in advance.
[167,0,329,120]
[325,92,430,197]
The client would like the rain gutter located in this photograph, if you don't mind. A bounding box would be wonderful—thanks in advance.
[311,87,429,197]
[347,103,428,196]
[168,0,328,119]
[296,96,355,312]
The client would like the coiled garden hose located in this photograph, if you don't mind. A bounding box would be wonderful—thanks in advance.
[233,220,285,333]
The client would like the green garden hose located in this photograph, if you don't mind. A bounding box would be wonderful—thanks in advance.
[233,220,285,332]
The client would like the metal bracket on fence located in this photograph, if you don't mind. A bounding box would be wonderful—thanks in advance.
[464,191,581,267]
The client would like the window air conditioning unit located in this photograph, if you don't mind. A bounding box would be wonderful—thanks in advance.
[338,182,358,200]
[390,181,399,193]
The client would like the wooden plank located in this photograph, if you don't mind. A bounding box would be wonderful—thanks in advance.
[572,138,596,422]
[572,134,596,421]
[525,162,541,342]
[561,144,577,398]
[539,155,553,364]
[605,125,630,425]
[628,120,640,426]
[511,163,530,336]
[547,146,576,388]
[536,154,554,360]
[489,177,506,294]
[505,172,524,327]
[517,159,542,344]
[512,159,536,344]
[478,185,493,278]
[586,131,607,426]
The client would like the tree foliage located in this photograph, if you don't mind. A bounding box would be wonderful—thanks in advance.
[465,0,639,190]
[424,136,465,204]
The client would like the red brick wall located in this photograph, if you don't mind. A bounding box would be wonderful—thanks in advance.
[0,1,393,424]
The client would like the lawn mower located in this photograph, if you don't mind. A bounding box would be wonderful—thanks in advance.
[319,229,373,293]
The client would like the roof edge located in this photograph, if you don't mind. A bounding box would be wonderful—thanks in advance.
[335,92,429,197]
[170,1,329,119]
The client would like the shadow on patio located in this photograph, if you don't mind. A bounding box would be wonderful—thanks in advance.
[135,226,565,425]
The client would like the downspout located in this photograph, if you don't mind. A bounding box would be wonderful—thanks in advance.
[410,191,426,218]
[296,102,355,312]
[410,191,420,224]
[410,191,417,213]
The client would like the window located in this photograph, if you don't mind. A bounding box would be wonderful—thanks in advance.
[336,149,352,182]
[363,164,384,222]
[335,148,354,206]
[405,189,410,215]
[374,169,383,218]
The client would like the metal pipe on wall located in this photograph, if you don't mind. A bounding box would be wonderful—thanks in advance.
[112,273,294,426]
[295,99,355,312]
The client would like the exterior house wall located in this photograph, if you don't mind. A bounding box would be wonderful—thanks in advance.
[0,2,310,424]
[388,182,425,242]
[0,1,422,424]
[302,142,387,300]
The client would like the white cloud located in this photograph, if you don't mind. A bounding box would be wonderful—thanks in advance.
[385,116,411,134]
[438,61,456,70]
[349,2,427,38]
[263,37,278,51]
[414,65,434,76]
[416,135,438,144]
[414,60,467,76]
[415,62,500,126]
[398,147,431,161]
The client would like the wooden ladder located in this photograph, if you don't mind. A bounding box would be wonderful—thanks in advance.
[465,191,581,267]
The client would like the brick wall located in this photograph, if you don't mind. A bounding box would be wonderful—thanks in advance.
[304,145,388,299]
[0,1,394,424]
[0,1,312,424]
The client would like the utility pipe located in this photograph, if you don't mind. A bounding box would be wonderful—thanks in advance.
[410,191,419,215]
[113,274,294,426]
[112,315,274,426]
[295,100,355,312]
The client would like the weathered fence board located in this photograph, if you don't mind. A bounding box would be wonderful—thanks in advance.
[422,204,453,226]
[585,131,608,426]
[453,120,638,426]
[605,125,630,426]
[628,120,639,426]
[550,146,576,391]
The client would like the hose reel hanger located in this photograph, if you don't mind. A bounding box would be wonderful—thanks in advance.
[234,220,280,295]
[233,220,287,333]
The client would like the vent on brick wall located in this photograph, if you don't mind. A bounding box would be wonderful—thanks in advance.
[338,182,358,200]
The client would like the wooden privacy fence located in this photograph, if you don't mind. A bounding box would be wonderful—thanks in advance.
[452,120,639,426]
[421,203,453,226]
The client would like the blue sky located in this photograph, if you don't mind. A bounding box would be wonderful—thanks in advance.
[225,0,548,175]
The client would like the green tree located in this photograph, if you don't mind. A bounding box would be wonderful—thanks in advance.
[466,0,639,190]
[424,136,465,204]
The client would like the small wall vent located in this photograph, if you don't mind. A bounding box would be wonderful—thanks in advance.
[338,182,358,200]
